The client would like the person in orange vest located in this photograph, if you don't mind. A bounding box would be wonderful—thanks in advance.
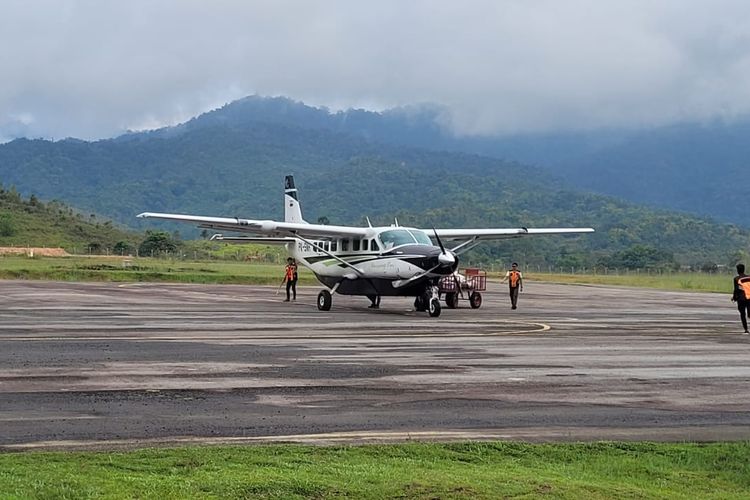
[283,257,298,302]
[500,262,523,309]
[731,263,750,333]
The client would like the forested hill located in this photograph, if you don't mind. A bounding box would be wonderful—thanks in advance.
[0,186,139,252]
[1,96,750,268]
[157,96,750,227]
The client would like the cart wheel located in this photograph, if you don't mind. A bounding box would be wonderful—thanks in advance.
[317,290,332,311]
[428,298,442,317]
[469,291,482,309]
[445,292,459,309]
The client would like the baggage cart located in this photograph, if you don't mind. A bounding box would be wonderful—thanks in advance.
[438,267,486,309]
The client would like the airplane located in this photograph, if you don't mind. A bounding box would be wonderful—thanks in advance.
[138,175,594,317]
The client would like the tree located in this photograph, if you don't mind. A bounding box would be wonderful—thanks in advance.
[138,231,179,256]
[0,214,16,237]
[599,244,677,270]
[113,241,134,255]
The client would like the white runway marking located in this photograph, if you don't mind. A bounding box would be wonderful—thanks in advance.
[0,319,551,341]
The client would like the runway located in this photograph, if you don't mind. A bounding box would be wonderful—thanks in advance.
[1,279,749,450]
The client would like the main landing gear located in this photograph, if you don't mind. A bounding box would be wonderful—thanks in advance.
[317,289,332,311]
[414,285,441,317]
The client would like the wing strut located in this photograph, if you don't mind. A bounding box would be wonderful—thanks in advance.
[450,237,480,255]
[292,233,365,278]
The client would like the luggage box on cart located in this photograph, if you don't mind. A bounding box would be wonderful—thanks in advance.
[438,268,486,309]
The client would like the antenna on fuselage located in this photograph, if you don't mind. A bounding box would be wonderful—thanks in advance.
[366,216,373,228]
[394,217,399,227]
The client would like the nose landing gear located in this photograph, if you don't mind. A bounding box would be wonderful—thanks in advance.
[414,285,441,317]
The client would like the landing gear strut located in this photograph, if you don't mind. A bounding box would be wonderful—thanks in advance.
[367,294,381,309]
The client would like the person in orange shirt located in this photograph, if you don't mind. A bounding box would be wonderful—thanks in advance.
[731,263,750,334]
[500,262,523,310]
[283,257,298,302]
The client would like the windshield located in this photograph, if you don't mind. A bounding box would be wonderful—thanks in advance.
[378,229,416,250]
[408,229,433,246]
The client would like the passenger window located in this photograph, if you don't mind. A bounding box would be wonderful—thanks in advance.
[363,239,369,251]
[371,239,380,251]
[331,241,338,252]
[342,239,349,251]
[353,239,360,251]
[323,241,329,252]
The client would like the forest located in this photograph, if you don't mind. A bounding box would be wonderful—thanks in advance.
[1,97,749,269]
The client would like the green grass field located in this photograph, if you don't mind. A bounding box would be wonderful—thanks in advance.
[0,255,737,293]
[525,271,734,294]
[1,442,748,499]
[0,255,316,286]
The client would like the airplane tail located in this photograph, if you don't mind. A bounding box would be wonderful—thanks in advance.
[284,175,307,223]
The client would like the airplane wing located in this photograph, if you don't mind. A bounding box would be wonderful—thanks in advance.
[429,227,595,241]
[137,212,369,239]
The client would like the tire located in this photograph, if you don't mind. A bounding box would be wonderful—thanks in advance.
[469,291,482,309]
[445,292,459,309]
[428,298,442,317]
[317,290,332,311]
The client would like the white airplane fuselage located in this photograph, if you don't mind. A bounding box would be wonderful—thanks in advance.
[287,226,458,296]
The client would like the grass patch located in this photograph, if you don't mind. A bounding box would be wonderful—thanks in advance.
[0,256,316,285]
[524,271,733,294]
[0,255,737,293]
[0,442,748,498]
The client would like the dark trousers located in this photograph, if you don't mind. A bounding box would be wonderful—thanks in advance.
[738,300,749,331]
[286,279,297,300]
[509,286,520,308]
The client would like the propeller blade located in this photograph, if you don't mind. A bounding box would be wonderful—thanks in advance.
[452,272,464,299]
[392,264,441,288]
[433,226,446,254]
[433,227,455,266]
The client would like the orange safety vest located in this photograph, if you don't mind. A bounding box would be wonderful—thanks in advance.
[285,264,296,281]
[738,275,750,300]
[508,270,521,287]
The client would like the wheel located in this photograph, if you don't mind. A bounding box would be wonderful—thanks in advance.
[428,298,442,317]
[317,290,332,311]
[414,295,426,312]
[469,291,482,309]
[445,292,459,309]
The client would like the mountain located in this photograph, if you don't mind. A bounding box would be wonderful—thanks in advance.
[1,96,749,268]
[160,96,750,228]
[550,122,750,223]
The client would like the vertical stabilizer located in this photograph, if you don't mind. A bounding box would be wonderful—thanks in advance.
[284,175,306,223]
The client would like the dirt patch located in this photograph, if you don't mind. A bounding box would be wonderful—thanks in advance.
[0,247,70,257]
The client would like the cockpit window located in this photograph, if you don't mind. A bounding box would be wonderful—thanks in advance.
[378,229,416,250]
[408,229,433,246]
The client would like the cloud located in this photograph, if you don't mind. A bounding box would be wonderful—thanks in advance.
[2,0,750,140]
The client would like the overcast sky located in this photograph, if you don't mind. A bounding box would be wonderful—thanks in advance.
[2,0,750,141]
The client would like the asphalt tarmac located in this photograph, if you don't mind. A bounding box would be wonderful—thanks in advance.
[1,279,749,450]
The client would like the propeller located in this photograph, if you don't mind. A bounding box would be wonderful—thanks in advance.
[392,228,458,289]
[433,227,456,267]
